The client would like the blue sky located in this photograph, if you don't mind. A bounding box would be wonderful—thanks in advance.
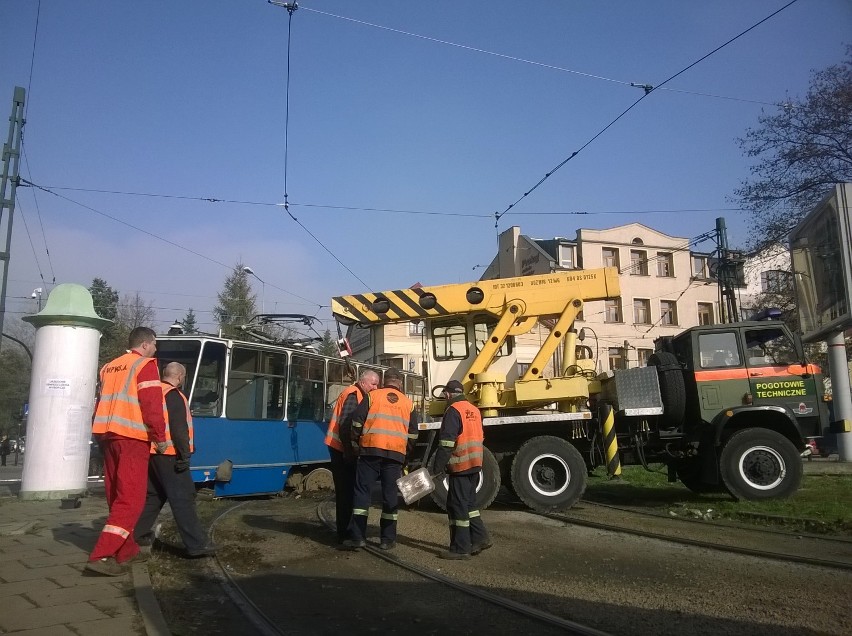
[0,0,849,337]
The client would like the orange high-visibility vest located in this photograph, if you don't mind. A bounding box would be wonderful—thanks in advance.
[360,388,414,455]
[446,401,484,473]
[325,384,361,452]
[92,353,160,441]
[152,382,195,456]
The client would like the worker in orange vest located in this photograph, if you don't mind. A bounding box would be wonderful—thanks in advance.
[325,368,380,543]
[87,327,168,576]
[432,380,492,560]
[134,362,215,557]
[342,368,418,551]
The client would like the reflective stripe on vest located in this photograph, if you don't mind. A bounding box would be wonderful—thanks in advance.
[447,401,484,473]
[360,388,413,455]
[92,354,156,441]
[152,382,195,456]
[325,384,361,452]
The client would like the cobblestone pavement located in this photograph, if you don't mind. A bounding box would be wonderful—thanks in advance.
[0,463,168,635]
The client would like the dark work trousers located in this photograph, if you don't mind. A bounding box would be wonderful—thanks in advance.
[89,436,150,564]
[447,472,489,555]
[329,447,356,543]
[134,454,207,554]
[348,455,402,544]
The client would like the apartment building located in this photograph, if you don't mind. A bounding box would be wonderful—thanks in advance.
[347,222,722,375]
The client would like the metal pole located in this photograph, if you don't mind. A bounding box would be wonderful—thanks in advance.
[827,331,852,461]
[0,87,26,353]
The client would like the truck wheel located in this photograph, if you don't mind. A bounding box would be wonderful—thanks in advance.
[429,447,501,512]
[719,428,802,500]
[511,436,586,512]
[649,351,686,429]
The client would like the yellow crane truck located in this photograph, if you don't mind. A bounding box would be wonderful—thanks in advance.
[332,268,826,512]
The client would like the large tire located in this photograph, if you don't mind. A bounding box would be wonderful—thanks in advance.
[511,436,586,512]
[719,428,802,500]
[429,447,501,512]
[649,351,686,429]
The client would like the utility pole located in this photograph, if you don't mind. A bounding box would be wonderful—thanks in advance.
[716,217,740,324]
[0,87,26,353]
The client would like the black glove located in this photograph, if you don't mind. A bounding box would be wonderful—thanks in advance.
[175,459,190,473]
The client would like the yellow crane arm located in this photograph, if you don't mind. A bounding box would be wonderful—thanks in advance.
[331,267,620,326]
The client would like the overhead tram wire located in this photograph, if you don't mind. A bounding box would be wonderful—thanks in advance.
[20,0,56,286]
[494,0,801,227]
[30,185,765,219]
[299,5,783,109]
[18,179,321,308]
[270,2,371,291]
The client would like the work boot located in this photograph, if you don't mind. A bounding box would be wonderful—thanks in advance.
[85,557,128,577]
[378,540,396,551]
[340,539,366,551]
[187,544,218,558]
[471,540,493,555]
[438,550,470,561]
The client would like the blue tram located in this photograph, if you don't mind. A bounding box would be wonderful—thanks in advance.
[155,335,426,497]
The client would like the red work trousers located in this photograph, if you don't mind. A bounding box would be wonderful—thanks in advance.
[88,435,151,564]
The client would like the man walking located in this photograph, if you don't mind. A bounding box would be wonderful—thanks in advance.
[87,327,167,576]
[135,362,215,558]
[324,368,379,543]
[432,380,492,560]
[342,369,418,551]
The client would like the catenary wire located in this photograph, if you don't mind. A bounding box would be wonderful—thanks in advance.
[18,179,322,308]
[299,4,783,108]
[495,0,800,223]
[27,185,761,218]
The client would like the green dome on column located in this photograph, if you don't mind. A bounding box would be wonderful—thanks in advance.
[22,284,113,330]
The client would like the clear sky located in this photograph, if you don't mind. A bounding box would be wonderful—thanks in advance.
[0,0,849,338]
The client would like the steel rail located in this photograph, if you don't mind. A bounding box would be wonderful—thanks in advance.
[577,498,852,545]
[534,508,852,572]
[206,501,287,636]
[314,498,612,636]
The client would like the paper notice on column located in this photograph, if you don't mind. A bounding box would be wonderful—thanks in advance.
[63,406,90,460]
[44,378,72,396]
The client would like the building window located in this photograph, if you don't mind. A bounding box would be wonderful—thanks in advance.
[657,252,674,277]
[608,347,625,370]
[630,250,648,276]
[692,255,708,279]
[409,321,425,336]
[633,298,651,324]
[637,348,652,367]
[559,245,574,269]
[602,247,620,271]
[517,362,530,377]
[605,298,622,323]
[697,302,714,326]
[660,300,677,326]
[760,270,793,293]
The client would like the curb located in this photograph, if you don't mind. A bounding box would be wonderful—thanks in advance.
[132,563,172,636]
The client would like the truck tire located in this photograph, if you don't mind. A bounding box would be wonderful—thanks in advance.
[649,351,686,429]
[429,447,501,512]
[511,436,586,512]
[719,428,802,500]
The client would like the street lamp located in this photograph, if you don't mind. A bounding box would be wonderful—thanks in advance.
[31,288,43,312]
[242,266,266,317]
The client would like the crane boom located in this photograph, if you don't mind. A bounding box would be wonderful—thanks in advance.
[331,267,620,326]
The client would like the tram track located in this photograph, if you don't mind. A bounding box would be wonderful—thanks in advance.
[523,502,852,572]
[200,497,612,636]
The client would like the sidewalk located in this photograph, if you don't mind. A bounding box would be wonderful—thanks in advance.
[0,463,169,635]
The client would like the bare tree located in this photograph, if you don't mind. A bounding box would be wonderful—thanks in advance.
[735,47,852,250]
